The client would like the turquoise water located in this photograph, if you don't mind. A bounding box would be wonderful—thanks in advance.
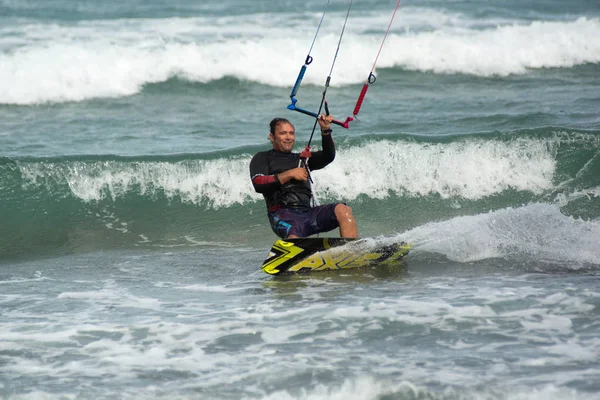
[1,1,600,399]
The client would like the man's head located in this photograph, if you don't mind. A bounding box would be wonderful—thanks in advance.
[269,117,295,153]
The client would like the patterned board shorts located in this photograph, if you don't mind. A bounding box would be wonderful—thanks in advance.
[268,204,340,239]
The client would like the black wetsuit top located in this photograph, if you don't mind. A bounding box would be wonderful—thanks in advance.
[249,134,335,211]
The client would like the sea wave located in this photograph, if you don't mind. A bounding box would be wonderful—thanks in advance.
[399,202,600,267]
[1,131,598,258]
[3,133,573,207]
[1,11,598,104]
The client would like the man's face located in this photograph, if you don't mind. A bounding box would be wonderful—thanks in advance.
[270,122,295,153]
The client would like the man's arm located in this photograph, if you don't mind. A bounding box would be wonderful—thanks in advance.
[307,131,336,171]
[250,152,308,193]
[307,114,336,170]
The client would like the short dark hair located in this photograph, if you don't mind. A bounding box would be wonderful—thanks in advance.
[269,118,293,134]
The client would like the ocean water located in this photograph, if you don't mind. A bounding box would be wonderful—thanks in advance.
[1,0,600,399]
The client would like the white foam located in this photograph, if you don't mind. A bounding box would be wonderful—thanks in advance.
[19,157,257,207]
[256,377,597,400]
[57,284,163,310]
[17,136,558,207]
[256,377,392,400]
[1,12,598,104]
[176,283,247,293]
[398,203,600,265]
[520,314,573,335]
[3,269,599,400]
[378,17,600,77]
[313,138,556,201]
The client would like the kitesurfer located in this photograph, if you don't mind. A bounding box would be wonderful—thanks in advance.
[250,115,358,239]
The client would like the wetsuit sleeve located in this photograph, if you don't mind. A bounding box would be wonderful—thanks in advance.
[307,132,336,171]
[250,151,281,193]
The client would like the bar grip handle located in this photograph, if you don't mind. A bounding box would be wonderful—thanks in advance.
[290,65,307,99]
[353,83,369,117]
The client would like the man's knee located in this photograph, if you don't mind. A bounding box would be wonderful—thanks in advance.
[334,204,354,221]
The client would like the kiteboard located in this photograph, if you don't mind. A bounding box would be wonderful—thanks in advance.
[261,238,411,275]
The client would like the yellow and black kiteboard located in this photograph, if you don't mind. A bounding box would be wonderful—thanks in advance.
[261,238,411,275]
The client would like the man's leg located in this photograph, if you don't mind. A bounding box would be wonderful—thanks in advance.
[334,204,358,238]
[270,208,311,239]
[268,211,293,239]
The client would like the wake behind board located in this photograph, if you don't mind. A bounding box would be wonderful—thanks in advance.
[261,238,411,275]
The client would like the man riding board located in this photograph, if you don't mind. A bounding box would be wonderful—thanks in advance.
[250,114,358,239]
